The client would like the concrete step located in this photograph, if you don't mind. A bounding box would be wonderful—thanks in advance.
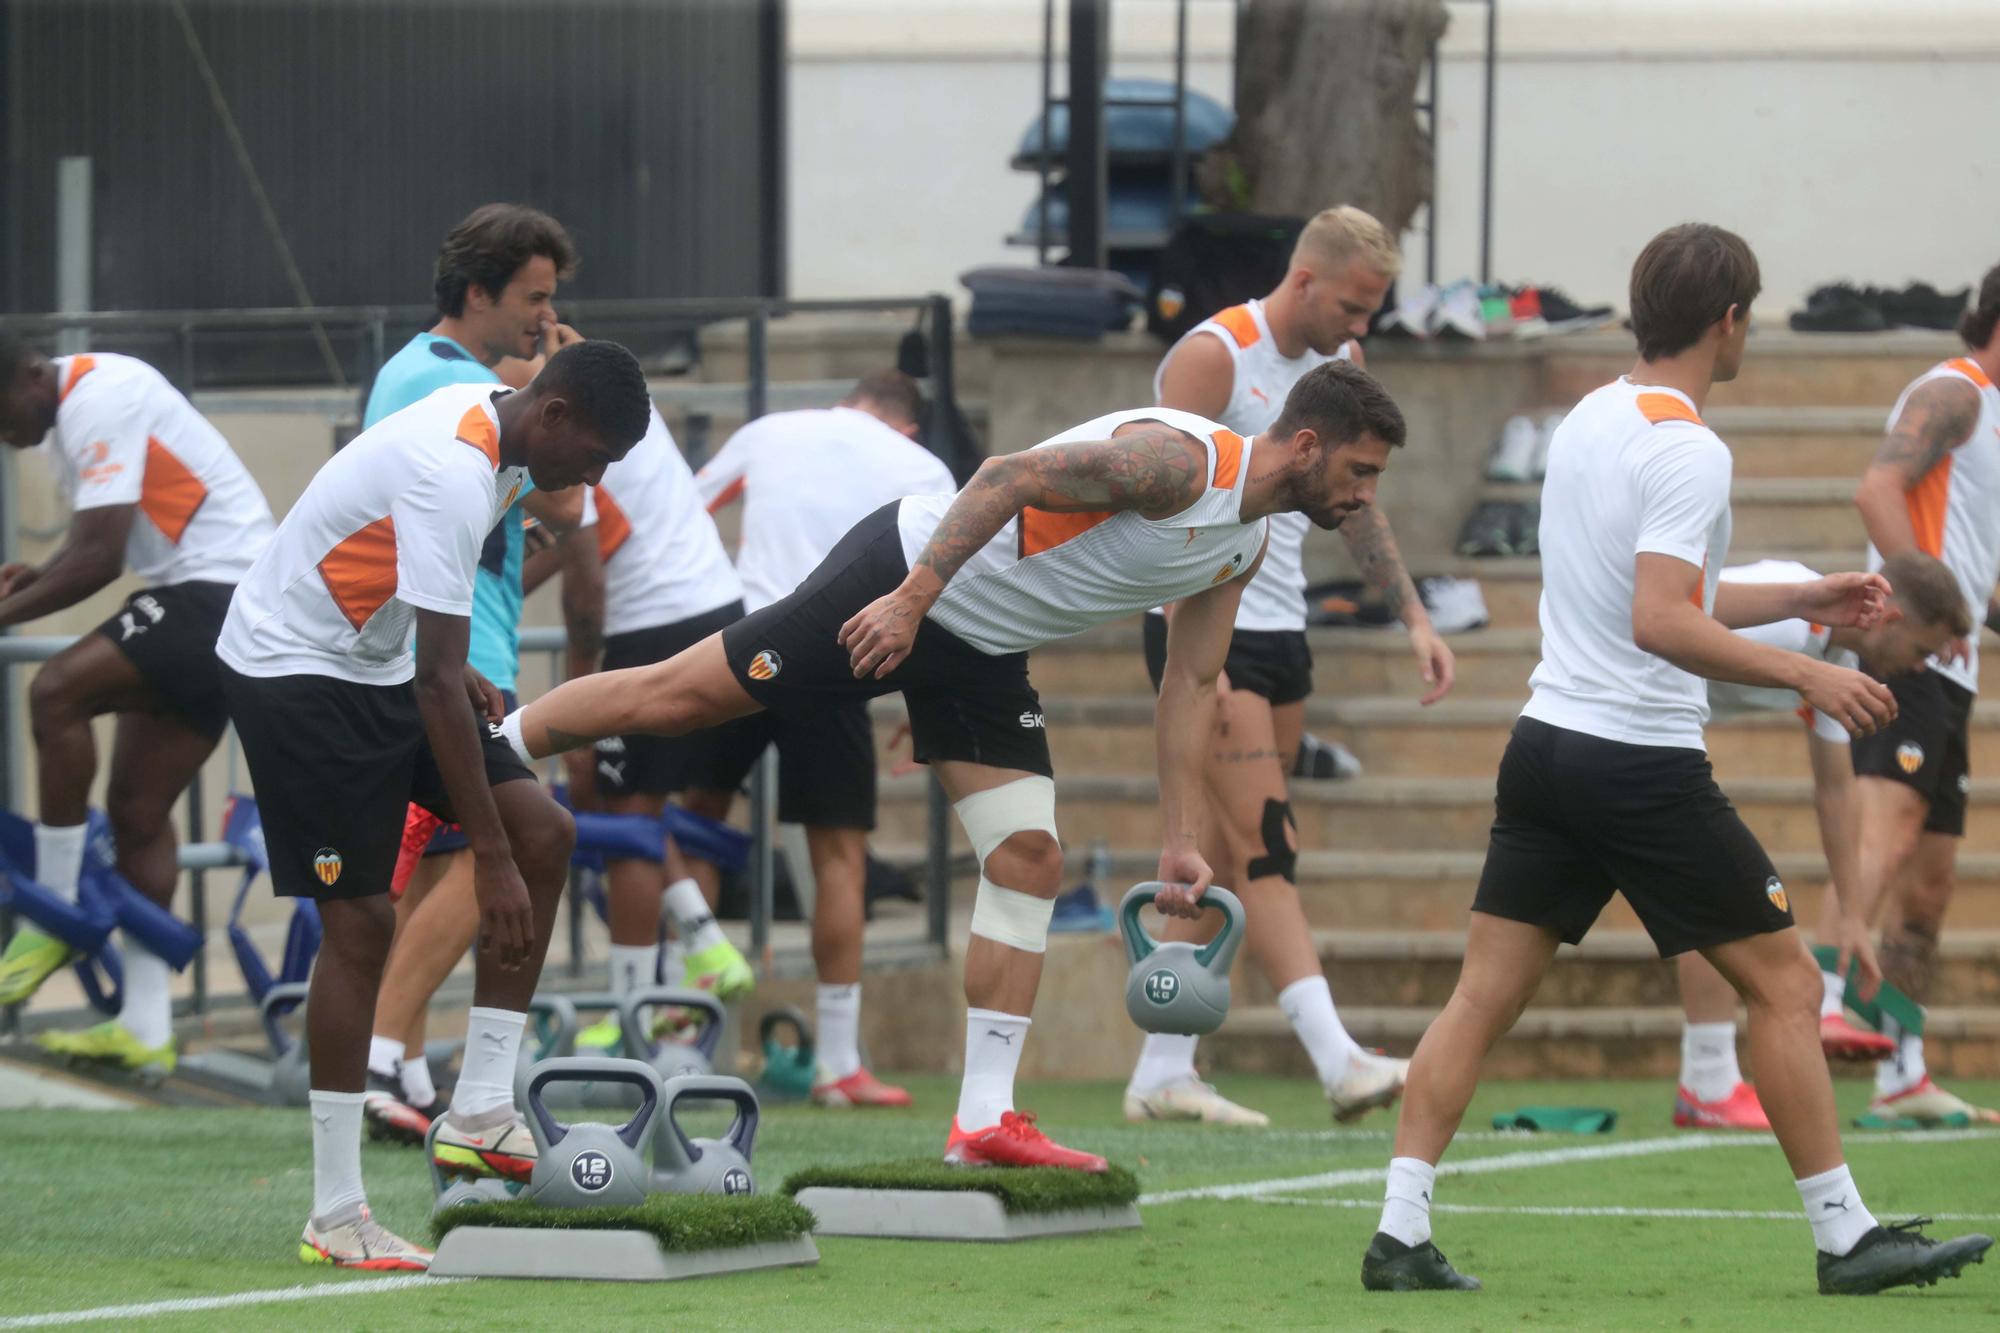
[1707,406,1884,479]
[1484,477,1865,551]
[1536,330,1956,409]
[1203,1004,2000,1082]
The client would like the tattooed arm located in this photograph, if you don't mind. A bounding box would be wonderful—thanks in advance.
[1855,376,1980,558]
[838,425,1209,678]
[1340,506,1454,704]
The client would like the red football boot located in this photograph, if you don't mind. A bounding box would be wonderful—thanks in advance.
[1820,1013,1896,1060]
[812,1068,914,1108]
[944,1110,1107,1172]
[1672,1081,1772,1131]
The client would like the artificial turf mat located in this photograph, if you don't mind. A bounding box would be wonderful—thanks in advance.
[782,1159,1140,1212]
[430,1191,814,1251]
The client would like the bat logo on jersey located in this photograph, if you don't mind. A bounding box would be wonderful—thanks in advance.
[1209,554,1245,585]
[748,649,783,681]
[313,848,344,886]
[1765,876,1789,913]
[1896,742,1925,774]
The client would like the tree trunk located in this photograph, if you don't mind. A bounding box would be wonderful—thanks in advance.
[1200,0,1448,234]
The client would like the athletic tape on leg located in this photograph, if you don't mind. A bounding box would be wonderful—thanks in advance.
[970,879,1057,953]
[956,777,1060,953]
[1246,798,1297,883]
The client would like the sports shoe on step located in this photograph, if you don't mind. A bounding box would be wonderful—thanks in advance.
[682,939,755,1000]
[1486,414,1541,481]
[0,925,75,1006]
[1820,1013,1895,1059]
[1428,281,1486,340]
[363,1072,434,1145]
[1477,285,1516,338]
[299,1203,433,1271]
[1873,282,1970,331]
[1293,732,1364,781]
[431,1105,539,1182]
[1816,1217,1992,1295]
[1417,577,1490,634]
[944,1110,1107,1171]
[1862,1076,2000,1128]
[812,1067,914,1108]
[1533,286,1615,333]
[1790,283,1887,333]
[36,1019,177,1076]
[1506,286,1549,338]
[1672,1081,1771,1131]
[1328,1049,1410,1123]
[1378,282,1439,339]
[1362,1232,1483,1291]
[1455,501,1519,558]
[1123,1075,1270,1126]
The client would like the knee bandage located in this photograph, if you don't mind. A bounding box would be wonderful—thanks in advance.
[1246,798,1298,883]
[956,777,1060,953]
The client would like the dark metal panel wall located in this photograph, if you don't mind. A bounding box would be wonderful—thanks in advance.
[0,0,784,315]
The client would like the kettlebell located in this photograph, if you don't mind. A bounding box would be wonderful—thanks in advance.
[753,1007,816,1103]
[522,1056,662,1209]
[542,992,633,1108]
[511,993,580,1106]
[1118,883,1245,1035]
[424,1116,518,1216]
[650,1074,760,1196]
[262,981,313,1106]
[619,985,726,1081]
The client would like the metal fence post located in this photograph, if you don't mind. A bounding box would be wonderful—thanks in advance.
[926,775,952,955]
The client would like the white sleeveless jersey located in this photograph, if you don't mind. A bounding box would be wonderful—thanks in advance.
[895,407,1269,655]
[1706,560,1855,744]
[1867,356,2000,695]
[1150,299,1350,632]
[595,407,743,637]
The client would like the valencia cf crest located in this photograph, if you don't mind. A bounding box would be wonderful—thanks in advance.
[1766,876,1789,913]
[1210,554,1245,585]
[1896,742,1924,775]
[313,848,343,886]
[748,649,783,681]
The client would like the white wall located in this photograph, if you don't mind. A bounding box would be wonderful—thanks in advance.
[787,0,2000,313]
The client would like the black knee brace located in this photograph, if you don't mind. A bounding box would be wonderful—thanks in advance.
[1246,798,1298,883]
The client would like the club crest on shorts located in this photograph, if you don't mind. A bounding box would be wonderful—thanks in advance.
[1210,553,1245,585]
[1766,876,1789,913]
[313,848,343,886]
[748,649,783,681]
[1896,741,1924,774]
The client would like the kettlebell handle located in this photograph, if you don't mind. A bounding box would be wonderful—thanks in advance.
[758,1006,814,1061]
[661,1074,761,1162]
[525,994,578,1059]
[620,985,728,1062]
[525,1056,664,1151]
[1118,883,1244,970]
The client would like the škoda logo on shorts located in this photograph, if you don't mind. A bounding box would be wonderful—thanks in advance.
[748,649,783,681]
[313,848,343,886]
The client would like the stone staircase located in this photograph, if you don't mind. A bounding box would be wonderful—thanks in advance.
[869,332,2000,1083]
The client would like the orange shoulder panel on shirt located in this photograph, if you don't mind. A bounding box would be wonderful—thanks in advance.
[139,437,209,543]
[1210,429,1245,489]
[59,355,97,403]
[319,516,399,631]
[455,405,500,466]
[1211,305,1261,349]
[594,486,634,563]
[1636,392,1704,427]
[1019,507,1115,558]
[705,476,746,514]
[1905,451,1953,559]
[1945,357,1994,390]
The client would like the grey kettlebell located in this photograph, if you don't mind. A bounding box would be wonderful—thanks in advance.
[540,992,633,1108]
[650,1074,760,1196]
[619,985,726,1081]
[511,993,580,1106]
[262,981,313,1106]
[522,1056,662,1209]
[425,1115,517,1216]
[1119,883,1245,1035]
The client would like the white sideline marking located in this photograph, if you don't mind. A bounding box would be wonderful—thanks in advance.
[1251,1197,2000,1223]
[0,1275,462,1329]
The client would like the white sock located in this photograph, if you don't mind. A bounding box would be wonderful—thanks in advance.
[496,710,533,764]
[955,1008,1029,1131]
[451,1006,525,1119]
[662,937,688,984]
[115,935,173,1049]
[309,1089,368,1221]
[1279,975,1361,1089]
[367,1035,405,1080]
[1679,1021,1743,1103]
[1820,968,1845,1020]
[1874,1019,1927,1098]
[663,878,727,953]
[34,823,87,905]
[1127,1033,1199,1095]
[609,943,660,996]
[817,982,862,1081]
[1797,1163,1878,1255]
[399,1055,438,1108]
[1378,1156,1436,1247]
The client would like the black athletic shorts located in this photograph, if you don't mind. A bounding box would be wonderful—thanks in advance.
[1141,612,1314,705]
[593,599,746,797]
[1471,716,1794,958]
[684,702,878,829]
[719,501,1052,778]
[92,581,235,739]
[1850,670,1973,837]
[221,665,536,900]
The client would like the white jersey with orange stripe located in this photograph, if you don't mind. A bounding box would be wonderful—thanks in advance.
[1150,299,1349,632]
[596,406,743,637]
[1866,356,2000,695]
[1707,559,1854,744]
[218,384,528,687]
[46,353,273,587]
[896,407,1270,656]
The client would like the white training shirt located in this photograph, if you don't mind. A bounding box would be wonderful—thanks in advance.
[1521,378,1732,750]
[1149,299,1351,632]
[218,384,529,686]
[595,407,743,637]
[1867,356,2000,696]
[897,407,1270,656]
[1707,560,1854,744]
[696,405,957,611]
[44,353,273,586]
